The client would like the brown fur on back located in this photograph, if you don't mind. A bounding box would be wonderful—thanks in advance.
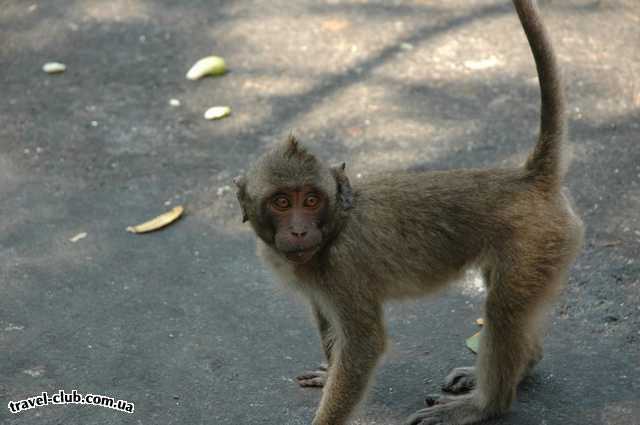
[234,2,584,424]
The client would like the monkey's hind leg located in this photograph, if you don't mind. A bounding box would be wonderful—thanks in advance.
[441,267,493,395]
[407,262,557,425]
[440,341,542,396]
[441,265,544,396]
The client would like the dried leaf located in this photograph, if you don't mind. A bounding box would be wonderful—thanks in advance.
[595,240,622,248]
[466,330,482,354]
[321,18,350,32]
[127,206,184,234]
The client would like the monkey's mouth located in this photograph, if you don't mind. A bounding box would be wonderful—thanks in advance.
[284,248,317,264]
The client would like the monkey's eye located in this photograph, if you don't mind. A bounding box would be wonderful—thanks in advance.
[304,194,321,209]
[271,195,291,210]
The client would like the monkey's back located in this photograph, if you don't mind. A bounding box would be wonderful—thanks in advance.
[323,167,577,299]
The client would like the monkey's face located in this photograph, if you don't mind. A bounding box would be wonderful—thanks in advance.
[264,185,327,264]
[234,135,351,264]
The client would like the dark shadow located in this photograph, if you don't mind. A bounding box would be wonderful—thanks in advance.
[249,2,513,143]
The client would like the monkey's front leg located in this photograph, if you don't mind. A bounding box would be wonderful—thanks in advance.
[297,304,333,388]
[311,304,386,425]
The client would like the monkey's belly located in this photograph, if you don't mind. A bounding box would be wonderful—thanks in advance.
[381,267,469,300]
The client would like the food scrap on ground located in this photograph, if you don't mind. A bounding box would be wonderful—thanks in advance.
[204,106,231,120]
[466,331,481,354]
[69,232,87,242]
[126,206,184,234]
[186,56,226,80]
[466,318,485,353]
[43,62,66,74]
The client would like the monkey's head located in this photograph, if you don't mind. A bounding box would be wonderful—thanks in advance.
[234,135,353,264]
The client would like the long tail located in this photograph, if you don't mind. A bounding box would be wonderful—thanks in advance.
[514,0,566,186]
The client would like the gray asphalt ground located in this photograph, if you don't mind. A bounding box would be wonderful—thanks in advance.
[1,1,639,424]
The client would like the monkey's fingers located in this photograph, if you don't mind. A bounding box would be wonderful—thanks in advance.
[424,394,442,407]
[295,363,327,379]
[406,403,442,425]
[296,371,322,380]
[295,368,328,388]
[406,394,480,425]
[442,366,476,394]
[297,377,326,387]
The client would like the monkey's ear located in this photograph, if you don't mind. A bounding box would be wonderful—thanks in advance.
[233,175,246,188]
[331,162,354,210]
[232,175,249,223]
[286,133,298,150]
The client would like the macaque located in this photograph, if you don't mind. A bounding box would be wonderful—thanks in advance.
[233,1,583,424]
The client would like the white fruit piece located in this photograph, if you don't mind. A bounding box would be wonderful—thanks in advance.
[43,62,66,74]
[204,106,231,120]
[186,56,226,80]
[69,232,87,242]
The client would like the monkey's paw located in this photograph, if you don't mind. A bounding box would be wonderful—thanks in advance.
[295,364,328,388]
[442,367,476,394]
[405,393,489,425]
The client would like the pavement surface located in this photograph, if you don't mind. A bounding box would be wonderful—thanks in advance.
[1,0,639,424]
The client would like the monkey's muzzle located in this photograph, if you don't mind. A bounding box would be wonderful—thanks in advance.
[284,248,318,264]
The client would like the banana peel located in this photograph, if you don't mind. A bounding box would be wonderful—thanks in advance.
[127,206,184,234]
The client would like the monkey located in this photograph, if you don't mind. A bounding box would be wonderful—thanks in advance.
[233,0,583,424]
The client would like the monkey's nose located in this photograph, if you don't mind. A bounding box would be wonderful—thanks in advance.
[291,230,308,238]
